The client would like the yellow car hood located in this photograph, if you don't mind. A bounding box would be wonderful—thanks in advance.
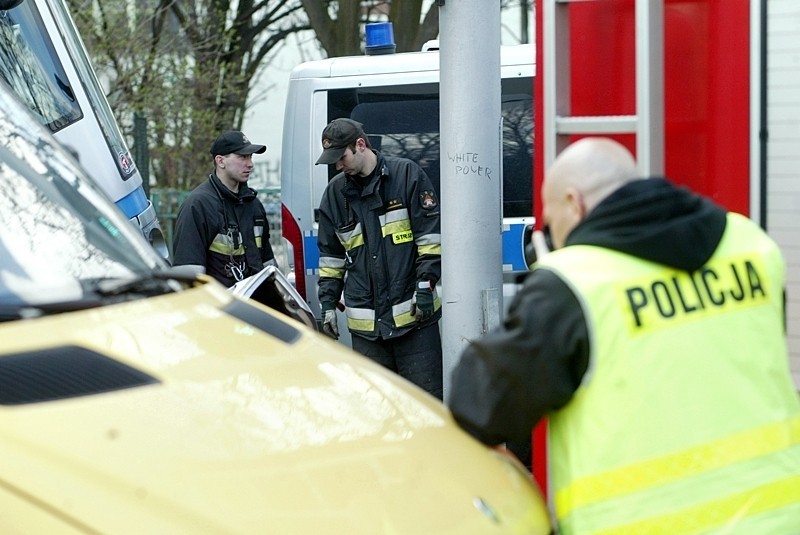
[0,283,549,534]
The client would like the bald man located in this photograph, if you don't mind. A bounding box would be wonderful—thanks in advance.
[449,138,800,533]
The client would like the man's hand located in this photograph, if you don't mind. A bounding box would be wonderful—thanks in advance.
[411,280,434,321]
[524,228,552,268]
[532,229,551,260]
[321,303,339,339]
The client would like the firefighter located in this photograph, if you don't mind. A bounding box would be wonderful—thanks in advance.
[315,118,443,400]
[449,137,800,533]
[172,131,276,287]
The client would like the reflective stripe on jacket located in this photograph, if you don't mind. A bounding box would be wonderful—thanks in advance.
[537,212,800,534]
[317,152,442,340]
[172,173,274,287]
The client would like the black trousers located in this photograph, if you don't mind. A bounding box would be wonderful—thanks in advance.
[351,321,443,401]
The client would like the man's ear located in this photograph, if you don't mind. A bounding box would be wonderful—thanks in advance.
[565,187,587,219]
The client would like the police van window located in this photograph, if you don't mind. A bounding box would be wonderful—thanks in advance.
[0,0,82,132]
[501,88,534,218]
[351,98,441,189]
[328,78,533,219]
[48,0,137,179]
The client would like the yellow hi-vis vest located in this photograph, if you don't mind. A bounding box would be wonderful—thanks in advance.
[536,213,800,534]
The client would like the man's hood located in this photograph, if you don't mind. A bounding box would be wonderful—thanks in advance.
[567,178,728,271]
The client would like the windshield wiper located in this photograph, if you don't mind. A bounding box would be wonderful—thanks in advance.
[0,298,104,321]
[88,266,202,298]
[0,268,203,322]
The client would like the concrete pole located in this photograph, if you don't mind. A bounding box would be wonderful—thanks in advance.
[439,0,503,400]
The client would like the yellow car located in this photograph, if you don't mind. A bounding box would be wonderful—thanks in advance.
[0,85,550,533]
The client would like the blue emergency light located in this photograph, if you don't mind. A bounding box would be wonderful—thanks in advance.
[365,22,396,55]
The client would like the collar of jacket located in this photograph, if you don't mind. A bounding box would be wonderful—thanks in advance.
[343,153,386,202]
[208,172,257,203]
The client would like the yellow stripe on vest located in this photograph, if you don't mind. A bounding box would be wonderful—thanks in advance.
[556,416,800,519]
[594,474,800,535]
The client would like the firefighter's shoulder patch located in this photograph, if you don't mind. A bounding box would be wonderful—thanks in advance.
[419,190,438,210]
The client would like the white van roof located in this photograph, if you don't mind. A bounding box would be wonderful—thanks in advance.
[289,43,535,80]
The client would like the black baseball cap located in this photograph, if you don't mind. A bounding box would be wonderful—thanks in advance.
[315,118,364,165]
[210,131,266,157]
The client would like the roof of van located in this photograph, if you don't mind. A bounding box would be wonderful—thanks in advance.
[289,43,535,79]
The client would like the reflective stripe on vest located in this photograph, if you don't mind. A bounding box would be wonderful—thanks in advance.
[392,289,442,328]
[537,213,800,534]
[209,230,245,256]
[380,208,412,243]
[253,224,264,248]
[336,222,364,252]
[346,288,442,333]
[319,255,346,279]
[416,232,442,256]
[392,296,417,328]
[345,305,375,333]
[559,419,800,534]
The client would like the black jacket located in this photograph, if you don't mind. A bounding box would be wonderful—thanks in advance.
[448,178,729,445]
[317,152,442,340]
[172,173,274,287]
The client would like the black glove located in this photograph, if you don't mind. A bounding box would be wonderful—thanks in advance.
[411,280,435,322]
[321,302,339,339]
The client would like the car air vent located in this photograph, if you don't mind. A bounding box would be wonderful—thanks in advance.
[0,346,159,405]
[224,299,301,344]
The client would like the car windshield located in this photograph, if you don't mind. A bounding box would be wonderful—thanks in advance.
[0,84,165,308]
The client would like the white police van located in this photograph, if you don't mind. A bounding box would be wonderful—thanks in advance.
[280,42,534,326]
[0,0,167,258]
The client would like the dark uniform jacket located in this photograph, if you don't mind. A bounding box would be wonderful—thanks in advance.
[449,178,734,445]
[172,173,274,288]
[317,152,442,341]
